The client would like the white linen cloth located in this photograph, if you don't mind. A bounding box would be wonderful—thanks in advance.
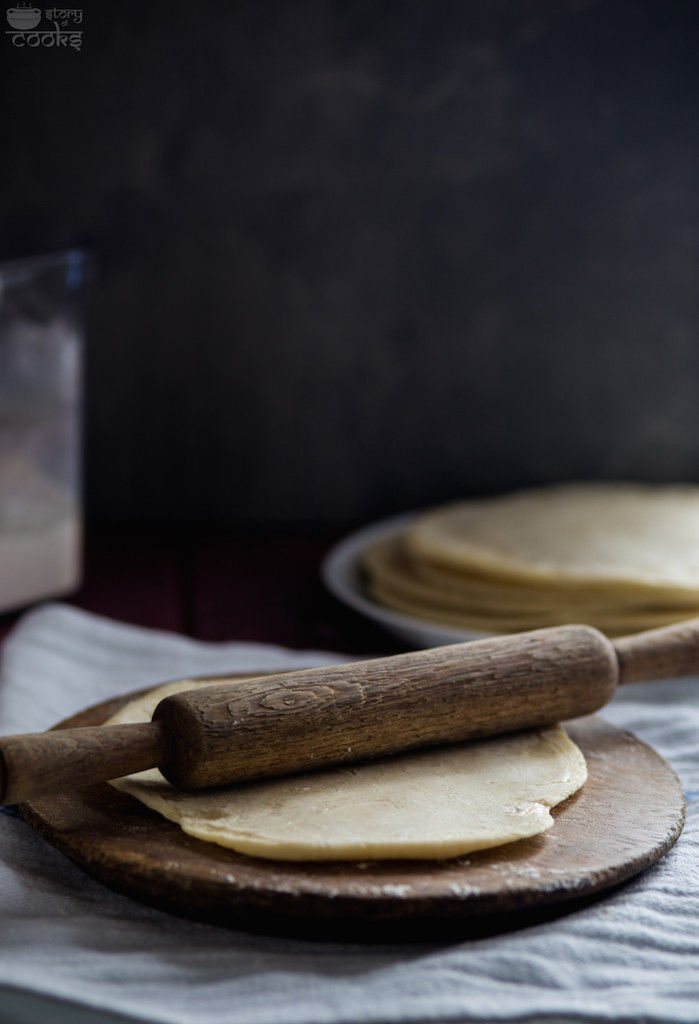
[1,603,699,1024]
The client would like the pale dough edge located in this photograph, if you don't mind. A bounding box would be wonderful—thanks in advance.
[105,680,587,862]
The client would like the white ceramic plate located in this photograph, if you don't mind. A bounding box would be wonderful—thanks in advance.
[321,513,492,649]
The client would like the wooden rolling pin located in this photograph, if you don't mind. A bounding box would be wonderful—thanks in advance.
[2,617,699,805]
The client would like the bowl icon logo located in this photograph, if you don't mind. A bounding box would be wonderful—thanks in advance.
[6,5,42,29]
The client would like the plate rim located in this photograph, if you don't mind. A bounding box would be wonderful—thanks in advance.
[321,512,493,647]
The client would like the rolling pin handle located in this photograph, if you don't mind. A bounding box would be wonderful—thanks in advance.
[0,721,169,805]
[613,617,699,685]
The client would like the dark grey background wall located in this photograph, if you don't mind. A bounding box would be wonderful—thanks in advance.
[1,0,698,526]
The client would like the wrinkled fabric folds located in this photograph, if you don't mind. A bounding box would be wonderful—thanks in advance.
[1,603,698,1024]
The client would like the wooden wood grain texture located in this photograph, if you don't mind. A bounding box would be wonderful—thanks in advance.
[6,615,699,803]
[615,617,699,684]
[20,691,686,941]
[1,624,618,800]
[156,625,618,788]
[0,722,169,805]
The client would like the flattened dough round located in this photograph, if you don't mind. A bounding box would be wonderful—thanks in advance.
[406,483,699,597]
[362,534,699,636]
[105,680,587,862]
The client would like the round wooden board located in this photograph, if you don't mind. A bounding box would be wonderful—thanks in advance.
[20,693,685,942]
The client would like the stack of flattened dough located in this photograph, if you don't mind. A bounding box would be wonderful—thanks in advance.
[362,482,699,636]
